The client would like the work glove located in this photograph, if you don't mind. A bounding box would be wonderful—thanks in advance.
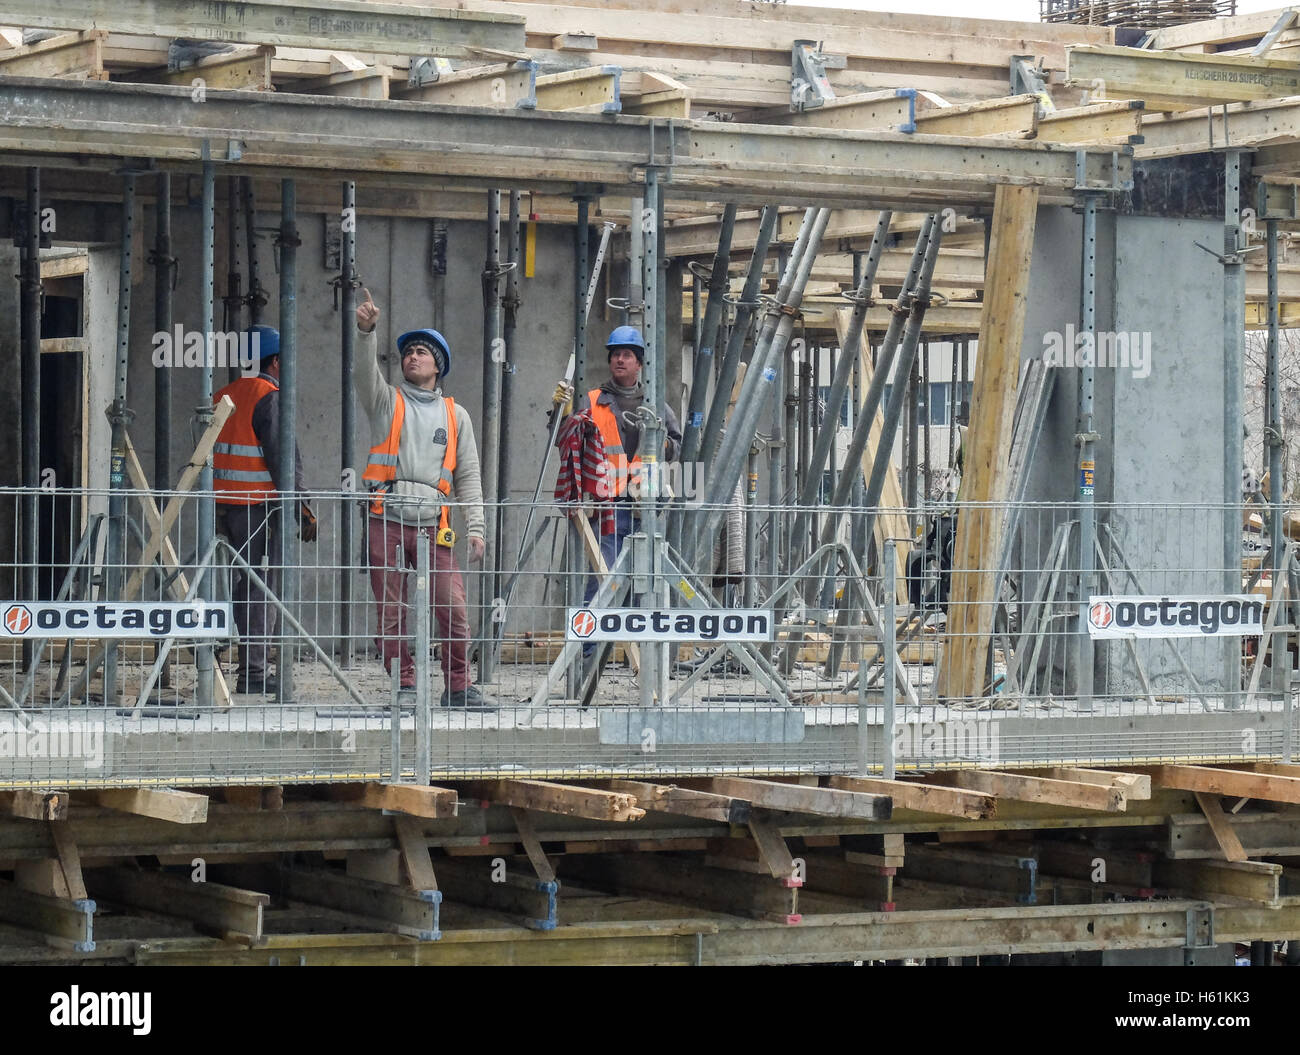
[299,503,318,543]
[553,380,574,411]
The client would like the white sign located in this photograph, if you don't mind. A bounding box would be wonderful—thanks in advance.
[1087,596,1264,639]
[2,602,231,639]
[567,608,773,642]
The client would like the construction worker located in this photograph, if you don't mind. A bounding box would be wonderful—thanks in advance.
[354,290,490,708]
[213,325,316,695]
[554,325,682,662]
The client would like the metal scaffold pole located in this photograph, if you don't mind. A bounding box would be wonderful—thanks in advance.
[340,180,358,667]
[276,177,299,706]
[1076,182,1099,710]
[1224,149,1246,704]
[640,168,665,707]
[152,172,173,495]
[104,172,137,706]
[195,161,216,709]
[1266,218,1288,698]
[19,167,40,666]
[479,189,503,685]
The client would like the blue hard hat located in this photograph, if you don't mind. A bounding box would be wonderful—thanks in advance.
[606,325,645,353]
[250,324,280,362]
[396,328,452,378]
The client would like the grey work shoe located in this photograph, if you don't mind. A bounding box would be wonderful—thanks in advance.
[439,684,496,710]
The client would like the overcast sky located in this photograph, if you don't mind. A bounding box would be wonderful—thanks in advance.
[789,0,1283,22]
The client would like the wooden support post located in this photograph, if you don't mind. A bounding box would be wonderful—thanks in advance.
[459,779,645,822]
[87,867,267,945]
[939,184,1038,700]
[1193,792,1248,863]
[595,779,751,824]
[511,807,556,884]
[49,823,87,901]
[86,788,209,824]
[394,816,439,891]
[747,814,797,879]
[827,775,996,820]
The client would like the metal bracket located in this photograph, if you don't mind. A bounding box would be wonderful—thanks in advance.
[1185,903,1215,949]
[167,38,235,72]
[1253,9,1299,58]
[1193,240,1264,266]
[408,56,454,89]
[1016,857,1039,905]
[1010,55,1054,116]
[791,39,836,112]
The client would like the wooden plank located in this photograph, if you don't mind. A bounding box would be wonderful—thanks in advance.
[1169,811,1300,858]
[1066,43,1300,110]
[1194,792,1248,863]
[1,790,69,822]
[938,184,1038,701]
[0,878,94,949]
[459,779,645,822]
[597,779,750,824]
[903,844,1039,900]
[1146,764,1300,806]
[1152,9,1293,50]
[393,816,439,891]
[912,95,1037,137]
[1033,841,1155,890]
[510,807,556,884]
[394,62,533,106]
[623,87,691,118]
[927,770,1127,813]
[827,775,996,820]
[688,777,891,820]
[747,815,797,879]
[86,788,209,825]
[282,65,392,100]
[434,855,557,930]
[0,29,106,79]
[88,866,266,945]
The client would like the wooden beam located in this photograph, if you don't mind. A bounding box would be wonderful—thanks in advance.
[147,46,274,91]
[1194,792,1248,863]
[1035,99,1145,144]
[459,779,645,822]
[687,777,891,820]
[334,782,458,820]
[938,184,1038,701]
[1,790,69,821]
[86,788,209,824]
[559,852,800,923]
[1142,97,1300,159]
[623,87,691,118]
[1146,764,1300,806]
[903,844,1039,900]
[0,878,94,950]
[926,770,1128,813]
[534,65,621,112]
[1066,43,1300,111]
[282,65,392,100]
[1154,857,1282,906]
[511,807,556,884]
[0,29,106,79]
[394,62,533,107]
[10,0,526,58]
[49,823,87,901]
[747,815,798,879]
[1026,768,1152,799]
[1168,810,1300,858]
[597,779,751,824]
[271,864,439,940]
[434,855,558,930]
[912,95,1037,138]
[88,866,267,945]
[758,89,915,132]
[827,775,996,820]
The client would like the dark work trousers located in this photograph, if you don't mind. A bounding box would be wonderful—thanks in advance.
[366,516,472,691]
[219,502,279,682]
[581,506,639,661]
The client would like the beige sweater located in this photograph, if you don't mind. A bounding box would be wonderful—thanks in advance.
[355,327,485,539]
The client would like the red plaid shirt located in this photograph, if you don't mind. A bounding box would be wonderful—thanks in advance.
[555,409,616,535]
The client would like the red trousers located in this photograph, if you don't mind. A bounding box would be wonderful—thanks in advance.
[366,516,471,690]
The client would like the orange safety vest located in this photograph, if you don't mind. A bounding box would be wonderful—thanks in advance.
[213,375,278,505]
[588,389,641,498]
[363,392,458,530]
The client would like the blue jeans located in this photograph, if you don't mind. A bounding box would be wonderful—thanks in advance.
[582,507,637,659]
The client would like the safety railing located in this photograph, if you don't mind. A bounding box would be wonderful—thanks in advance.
[0,488,1293,786]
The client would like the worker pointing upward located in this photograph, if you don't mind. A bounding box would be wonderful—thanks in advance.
[355,289,491,709]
